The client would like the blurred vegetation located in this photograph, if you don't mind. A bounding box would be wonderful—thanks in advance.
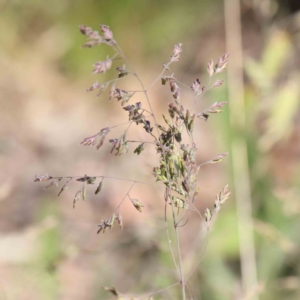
[0,0,300,300]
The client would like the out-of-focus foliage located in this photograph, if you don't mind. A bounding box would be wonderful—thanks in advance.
[245,30,300,151]
[242,25,300,300]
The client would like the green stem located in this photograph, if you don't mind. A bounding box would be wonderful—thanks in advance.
[168,187,186,300]
[116,42,186,300]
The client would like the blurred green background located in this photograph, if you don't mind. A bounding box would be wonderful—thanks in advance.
[0,0,300,299]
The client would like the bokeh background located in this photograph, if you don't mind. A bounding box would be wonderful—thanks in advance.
[1,0,300,299]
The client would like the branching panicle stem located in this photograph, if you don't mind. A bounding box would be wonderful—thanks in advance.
[34,24,231,300]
